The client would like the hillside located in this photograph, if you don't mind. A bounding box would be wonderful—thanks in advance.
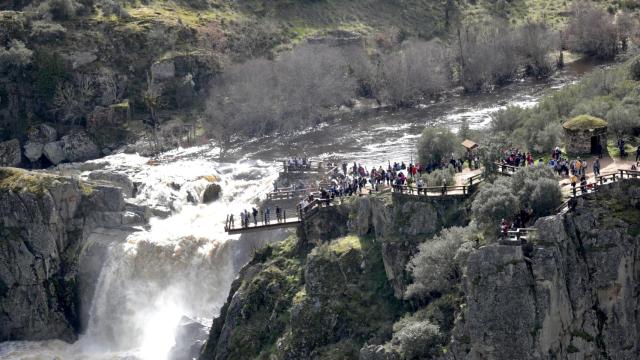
[0,0,636,165]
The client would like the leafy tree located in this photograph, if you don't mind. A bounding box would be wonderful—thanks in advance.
[0,40,32,72]
[406,226,475,299]
[472,178,519,234]
[529,177,563,217]
[34,51,67,99]
[417,126,459,165]
[606,105,638,140]
[420,166,456,187]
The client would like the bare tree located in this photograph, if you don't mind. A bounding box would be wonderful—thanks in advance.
[204,43,357,156]
[517,22,558,78]
[565,1,618,59]
[53,73,95,126]
[97,68,126,105]
[376,40,450,106]
[143,72,163,152]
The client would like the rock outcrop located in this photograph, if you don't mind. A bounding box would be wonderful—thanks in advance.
[448,179,640,359]
[0,167,127,342]
[200,179,640,360]
[0,139,21,167]
[351,193,469,297]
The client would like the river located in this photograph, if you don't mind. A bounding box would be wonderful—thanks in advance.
[0,59,602,360]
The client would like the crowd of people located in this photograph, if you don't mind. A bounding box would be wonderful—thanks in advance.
[499,146,604,179]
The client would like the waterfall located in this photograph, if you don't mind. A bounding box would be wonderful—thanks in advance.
[0,146,284,360]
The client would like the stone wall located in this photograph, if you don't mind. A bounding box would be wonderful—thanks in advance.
[564,127,607,154]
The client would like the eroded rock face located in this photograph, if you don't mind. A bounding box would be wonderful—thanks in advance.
[0,169,126,341]
[0,139,21,167]
[351,194,468,297]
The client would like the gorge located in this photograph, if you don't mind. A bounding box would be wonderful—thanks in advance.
[0,60,629,360]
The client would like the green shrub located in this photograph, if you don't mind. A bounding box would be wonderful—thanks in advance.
[417,126,459,165]
[629,58,640,80]
[420,167,455,187]
[406,226,475,299]
[0,40,33,71]
[391,319,442,359]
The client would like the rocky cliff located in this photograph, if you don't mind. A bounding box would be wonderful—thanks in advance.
[200,179,640,360]
[447,178,640,359]
[0,167,128,342]
[200,192,469,359]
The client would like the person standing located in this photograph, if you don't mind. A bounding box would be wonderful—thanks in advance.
[252,207,258,226]
[636,145,640,162]
[593,158,600,177]
[570,174,578,197]
[229,214,235,229]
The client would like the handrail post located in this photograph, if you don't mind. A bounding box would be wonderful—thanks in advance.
[463,185,466,195]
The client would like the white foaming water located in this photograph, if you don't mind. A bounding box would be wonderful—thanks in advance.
[0,145,281,360]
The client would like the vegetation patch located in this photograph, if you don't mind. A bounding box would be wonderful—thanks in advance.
[562,115,608,130]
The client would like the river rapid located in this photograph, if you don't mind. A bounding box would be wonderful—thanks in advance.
[0,60,601,360]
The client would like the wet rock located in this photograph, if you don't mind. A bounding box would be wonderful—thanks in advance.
[43,141,67,165]
[0,139,21,166]
[27,124,57,143]
[23,141,44,162]
[88,170,134,198]
[201,183,222,203]
[61,131,100,162]
[168,316,209,360]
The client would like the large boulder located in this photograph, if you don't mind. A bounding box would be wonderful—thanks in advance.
[43,141,67,165]
[201,183,222,203]
[23,141,44,162]
[0,139,21,166]
[61,131,100,162]
[168,316,209,360]
[27,124,57,144]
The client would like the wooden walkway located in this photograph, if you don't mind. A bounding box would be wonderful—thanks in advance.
[226,162,638,235]
[392,173,484,197]
[224,199,330,234]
